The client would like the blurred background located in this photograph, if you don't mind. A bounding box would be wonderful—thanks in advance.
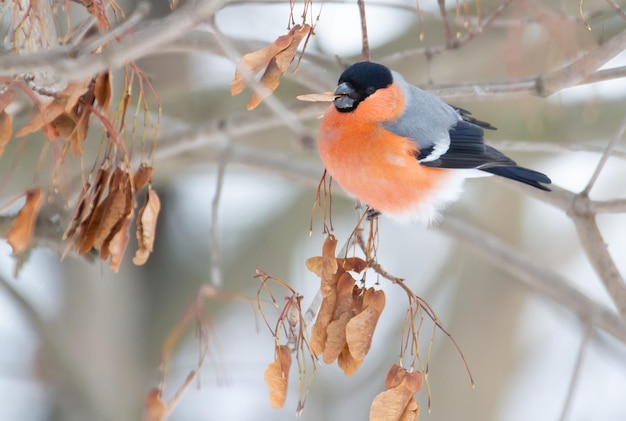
[1,0,626,420]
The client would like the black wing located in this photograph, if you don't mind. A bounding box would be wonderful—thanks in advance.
[421,110,552,191]
[452,106,497,131]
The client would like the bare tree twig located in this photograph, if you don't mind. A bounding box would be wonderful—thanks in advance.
[423,64,626,98]
[357,0,370,61]
[437,217,626,344]
[224,0,607,30]
[156,104,626,225]
[437,0,454,46]
[157,31,626,98]
[0,0,228,80]
[78,2,151,54]
[590,198,626,213]
[160,31,335,91]
[559,323,593,421]
[494,181,574,212]
[570,211,626,317]
[209,150,229,287]
[496,178,626,216]
[582,113,626,195]
[1,0,623,103]
[386,17,626,98]
[150,101,626,170]
[383,0,516,64]
[503,179,626,316]
[586,65,626,85]
[570,114,626,317]
[498,180,626,316]
[67,15,98,47]
[606,0,626,21]
[490,140,626,160]
[538,28,626,96]
[150,101,327,165]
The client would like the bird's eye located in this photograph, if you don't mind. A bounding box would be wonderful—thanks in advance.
[365,87,376,95]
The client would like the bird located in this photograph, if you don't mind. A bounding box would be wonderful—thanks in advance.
[317,61,551,225]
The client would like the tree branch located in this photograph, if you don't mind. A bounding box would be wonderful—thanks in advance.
[489,140,626,160]
[160,31,336,91]
[570,211,626,317]
[209,150,229,287]
[538,28,626,96]
[424,64,626,99]
[0,0,228,80]
[438,218,626,343]
[590,198,626,213]
[559,322,592,421]
[582,113,626,195]
[383,0,516,64]
[357,0,370,61]
[501,181,626,317]
[150,102,327,165]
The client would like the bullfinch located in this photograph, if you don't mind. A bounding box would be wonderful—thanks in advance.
[317,61,551,224]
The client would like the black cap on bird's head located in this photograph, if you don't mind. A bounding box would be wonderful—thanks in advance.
[334,62,393,112]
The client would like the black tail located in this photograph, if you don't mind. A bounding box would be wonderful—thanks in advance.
[482,166,552,191]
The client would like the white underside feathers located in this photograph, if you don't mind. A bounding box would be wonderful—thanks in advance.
[387,169,489,225]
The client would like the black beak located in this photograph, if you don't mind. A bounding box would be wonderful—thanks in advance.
[334,82,356,110]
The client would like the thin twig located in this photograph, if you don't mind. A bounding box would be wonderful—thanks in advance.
[490,140,626,160]
[605,0,626,22]
[150,102,626,172]
[149,101,326,165]
[590,198,626,213]
[570,212,626,317]
[224,0,596,29]
[0,0,229,79]
[357,0,370,61]
[437,0,454,46]
[423,65,626,99]
[66,15,98,47]
[78,2,151,54]
[582,113,626,195]
[496,176,626,216]
[538,28,626,97]
[209,149,230,287]
[489,178,626,318]
[438,217,626,345]
[383,0,516,64]
[0,0,623,103]
[559,322,593,421]
[161,31,335,91]
[303,289,323,325]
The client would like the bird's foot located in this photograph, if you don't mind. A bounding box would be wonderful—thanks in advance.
[366,208,381,221]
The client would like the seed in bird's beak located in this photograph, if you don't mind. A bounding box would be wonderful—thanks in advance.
[296,92,335,102]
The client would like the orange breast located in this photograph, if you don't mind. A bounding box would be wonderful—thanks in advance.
[317,89,454,222]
